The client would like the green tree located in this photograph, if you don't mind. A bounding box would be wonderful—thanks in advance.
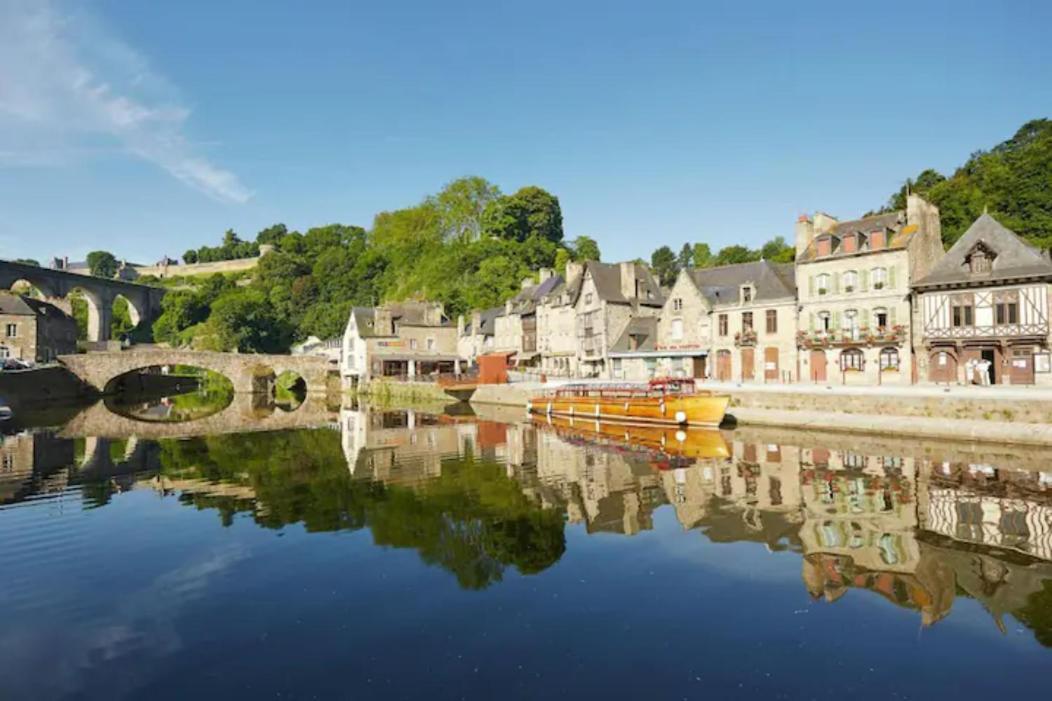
[256,223,289,246]
[483,186,564,243]
[692,243,713,268]
[760,236,795,263]
[14,258,39,266]
[650,245,678,287]
[86,251,119,278]
[677,243,693,271]
[183,249,199,264]
[200,288,293,353]
[713,244,759,266]
[571,235,601,262]
[431,176,502,242]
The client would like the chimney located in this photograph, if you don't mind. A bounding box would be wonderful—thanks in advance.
[813,212,838,234]
[794,215,814,259]
[505,299,513,314]
[907,193,941,240]
[538,268,553,282]
[565,261,584,285]
[521,276,533,290]
[471,310,482,335]
[457,314,465,336]
[619,261,637,300]
[375,307,393,336]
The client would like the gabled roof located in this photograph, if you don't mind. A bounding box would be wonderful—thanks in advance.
[798,210,914,262]
[686,261,796,305]
[577,261,664,307]
[609,316,657,353]
[350,307,377,337]
[465,306,502,336]
[0,294,72,320]
[507,274,564,315]
[914,213,1052,288]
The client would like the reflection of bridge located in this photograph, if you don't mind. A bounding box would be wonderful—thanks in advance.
[0,259,166,342]
[59,393,338,440]
[59,348,335,394]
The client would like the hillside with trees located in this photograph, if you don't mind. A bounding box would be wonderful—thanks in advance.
[876,118,1052,248]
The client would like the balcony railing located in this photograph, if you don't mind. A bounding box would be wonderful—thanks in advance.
[797,325,907,349]
[924,323,1049,340]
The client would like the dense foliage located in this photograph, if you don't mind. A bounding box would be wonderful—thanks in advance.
[650,235,794,286]
[86,250,119,278]
[183,229,261,263]
[877,118,1052,248]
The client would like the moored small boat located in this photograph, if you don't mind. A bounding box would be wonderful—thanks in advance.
[528,377,729,427]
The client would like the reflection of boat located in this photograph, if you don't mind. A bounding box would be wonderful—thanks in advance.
[529,378,729,426]
[535,413,730,468]
[0,405,13,421]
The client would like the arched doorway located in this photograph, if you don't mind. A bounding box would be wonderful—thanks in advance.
[929,350,957,384]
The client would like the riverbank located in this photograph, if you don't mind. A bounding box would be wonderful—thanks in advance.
[469,381,1052,447]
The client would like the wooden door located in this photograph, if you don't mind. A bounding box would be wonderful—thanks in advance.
[810,349,827,383]
[692,356,706,379]
[764,347,779,382]
[929,350,956,383]
[1008,348,1035,385]
[716,350,731,381]
[741,348,755,382]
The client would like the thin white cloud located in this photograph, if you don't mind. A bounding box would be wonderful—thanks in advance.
[0,0,252,203]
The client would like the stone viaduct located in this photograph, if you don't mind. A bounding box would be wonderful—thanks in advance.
[58,348,336,395]
[0,259,166,342]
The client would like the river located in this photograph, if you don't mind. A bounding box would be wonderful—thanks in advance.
[1,391,1050,699]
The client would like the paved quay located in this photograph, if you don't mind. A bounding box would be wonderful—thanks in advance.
[469,380,1052,446]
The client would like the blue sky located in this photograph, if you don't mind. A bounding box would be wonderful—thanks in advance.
[1,0,1050,265]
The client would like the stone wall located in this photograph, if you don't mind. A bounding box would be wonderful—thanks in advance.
[133,256,262,279]
[0,365,95,410]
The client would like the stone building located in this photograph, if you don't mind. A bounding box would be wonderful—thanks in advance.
[340,301,459,386]
[457,306,502,367]
[609,261,797,383]
[795,194,943,385]
[913,213,1052,386]
[0,294,78,363]
[573,261,664,378]
[535,262,584,378]
[492,269,563,370]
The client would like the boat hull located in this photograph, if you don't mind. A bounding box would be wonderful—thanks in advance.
[529,392,729,427]
[535,414,731,463]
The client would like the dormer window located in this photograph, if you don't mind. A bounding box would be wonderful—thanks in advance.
[816,236,832,257]
[870,229,886,250]
[842,233,858,254]
[741,286,753,303]
[968,249,992,274]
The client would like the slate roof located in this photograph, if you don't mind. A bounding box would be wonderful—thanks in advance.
[464,306,502,336]
[797,210,915,262]
[507,274,564,315]
[609,316,657,353]
[576,261,665,307]
[687,261,796,305]
[0,294,70,319]
[350,307,377,337]
[913,213,1052,288]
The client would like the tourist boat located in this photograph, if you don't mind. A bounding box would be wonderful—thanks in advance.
[0,405,12,421]
[528,377,730,427]
[535,414,730,466]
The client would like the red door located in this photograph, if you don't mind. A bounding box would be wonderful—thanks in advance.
[810,349,827,383]
[1009,348,1035,385]
[717,351,731,381]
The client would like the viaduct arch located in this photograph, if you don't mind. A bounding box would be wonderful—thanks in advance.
[58,348,336,395]
[0,259,166,342]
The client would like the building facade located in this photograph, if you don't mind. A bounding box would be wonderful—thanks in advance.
[913,213,1052,386]
[535,262,583,378]
[340,301,459,386]
[795,195,943,385]
[0,294,78,363]
[492,269,563,370]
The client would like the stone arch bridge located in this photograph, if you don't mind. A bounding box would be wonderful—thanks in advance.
[59,349,336,394]
[0,259,166,342]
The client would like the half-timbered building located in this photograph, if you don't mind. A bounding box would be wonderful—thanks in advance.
[913,213,1052,386]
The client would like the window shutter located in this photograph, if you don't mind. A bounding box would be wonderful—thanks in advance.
[832,310,840,330]
[888,266,896,289]
[860,308,869,329]
[831,273,839,294]
[889,306,897,326]
[809,275,814,296]
[860,269,869,292]
[809,313,814,332]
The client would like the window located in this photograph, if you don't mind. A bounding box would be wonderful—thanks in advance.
[765,309,777,334]
[842,309,860,340]
[742,312,753,331]
[742,286,752,303]
[995,301,1018,325]
[410,338,418,350]
[843,270,858,293]
[840,348,864,371]
[671,318,684,340]
[612,358,622,373]
[0,346,8,359]
[871,267,887,290]
[969,250,991,274]
[816,273,830,295]
[870,230,886,250]
[816,237,832,257]
[672,297,683,311]
[585,293,593,305]
[880,347,899,370]
[718,314,728,336]
[426,337,435,351]
[873,307,888,329]
[817,311,831,332]
[645,358,657,374]
[952,303,974,327]
[4,324,16,338]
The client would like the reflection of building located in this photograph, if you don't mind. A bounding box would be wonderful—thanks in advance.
[0,294,78,363]
[0,431,75,504]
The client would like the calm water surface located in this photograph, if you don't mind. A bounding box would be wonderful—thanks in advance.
[1,394,1051,700]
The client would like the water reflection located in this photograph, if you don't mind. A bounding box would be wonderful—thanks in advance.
[2,402,1052,646]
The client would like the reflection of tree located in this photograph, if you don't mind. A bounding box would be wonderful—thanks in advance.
[1015,580,1052,647]
[156,430,565,589]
